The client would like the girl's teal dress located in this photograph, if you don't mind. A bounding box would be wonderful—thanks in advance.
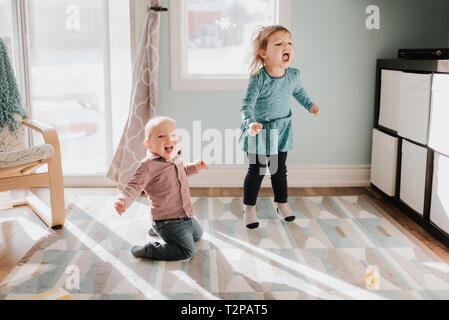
[239,67,314,155]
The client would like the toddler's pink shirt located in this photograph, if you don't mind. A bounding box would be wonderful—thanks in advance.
[118,151,198,221]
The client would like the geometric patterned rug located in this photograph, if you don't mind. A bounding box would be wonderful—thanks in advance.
[1,195,449,300]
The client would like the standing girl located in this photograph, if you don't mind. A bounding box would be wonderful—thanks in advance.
[239,25,321,229]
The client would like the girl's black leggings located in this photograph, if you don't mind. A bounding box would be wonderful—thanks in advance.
[243,151,288,206]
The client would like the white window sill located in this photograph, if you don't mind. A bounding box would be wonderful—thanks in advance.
[171,75,249,91]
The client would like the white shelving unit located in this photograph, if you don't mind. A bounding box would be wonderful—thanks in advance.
[371,59,449,248]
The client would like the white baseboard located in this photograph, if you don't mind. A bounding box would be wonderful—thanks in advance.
[63,165,371,188]
[188,165,371,188]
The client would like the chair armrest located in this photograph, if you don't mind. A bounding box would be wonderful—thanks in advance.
[22,118,60,147]
[22,118,54,133]
[21,118,65,228]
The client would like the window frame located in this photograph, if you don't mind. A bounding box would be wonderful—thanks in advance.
[170,0,291,91]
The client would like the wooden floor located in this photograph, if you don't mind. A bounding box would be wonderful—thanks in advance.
[1,187,449,284]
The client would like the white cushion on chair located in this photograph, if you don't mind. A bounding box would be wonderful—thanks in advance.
[0,144,54,168]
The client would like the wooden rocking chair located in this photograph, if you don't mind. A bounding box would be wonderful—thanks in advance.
[0,117,65,229]
[0,36,64,229]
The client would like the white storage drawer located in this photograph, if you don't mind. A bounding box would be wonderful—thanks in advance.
[430,152,449,235]
[429,74,449,157]
[371,129,398,196]
[400,140,428,215]
[398,72,432,145]
[379,70,401,131]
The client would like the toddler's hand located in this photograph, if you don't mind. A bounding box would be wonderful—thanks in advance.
[249,122,263,136]
[310,105,321,116]
[114,198,126,215]
[195,159,208,172]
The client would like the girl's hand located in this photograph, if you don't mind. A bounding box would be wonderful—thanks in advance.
[249,122,263,136]
[114,198,126,215]
[195,159,208,172]
[310,105,321,116]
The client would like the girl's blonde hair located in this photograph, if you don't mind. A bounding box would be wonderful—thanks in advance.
[249,25,292,77]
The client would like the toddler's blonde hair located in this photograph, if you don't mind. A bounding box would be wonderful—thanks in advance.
[249,25,292,77]
[144,116,176,141]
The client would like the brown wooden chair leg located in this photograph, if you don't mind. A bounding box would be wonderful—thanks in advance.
[48,154,65,229]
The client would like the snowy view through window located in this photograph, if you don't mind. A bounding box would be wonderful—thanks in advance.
[24,0,131,174]
[187,0,277,75]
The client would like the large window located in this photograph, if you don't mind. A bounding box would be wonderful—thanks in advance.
[0,0,16,72]
[171,0,291,90]
[7,0,132,177]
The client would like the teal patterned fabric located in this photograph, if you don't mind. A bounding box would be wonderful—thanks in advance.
[239,67,314,155]
[0,37,26,133]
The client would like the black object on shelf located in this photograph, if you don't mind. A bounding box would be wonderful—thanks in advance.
[398,48,449,60]
[148,6,168,12]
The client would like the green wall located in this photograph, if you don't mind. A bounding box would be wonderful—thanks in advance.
[157,0,449,165]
